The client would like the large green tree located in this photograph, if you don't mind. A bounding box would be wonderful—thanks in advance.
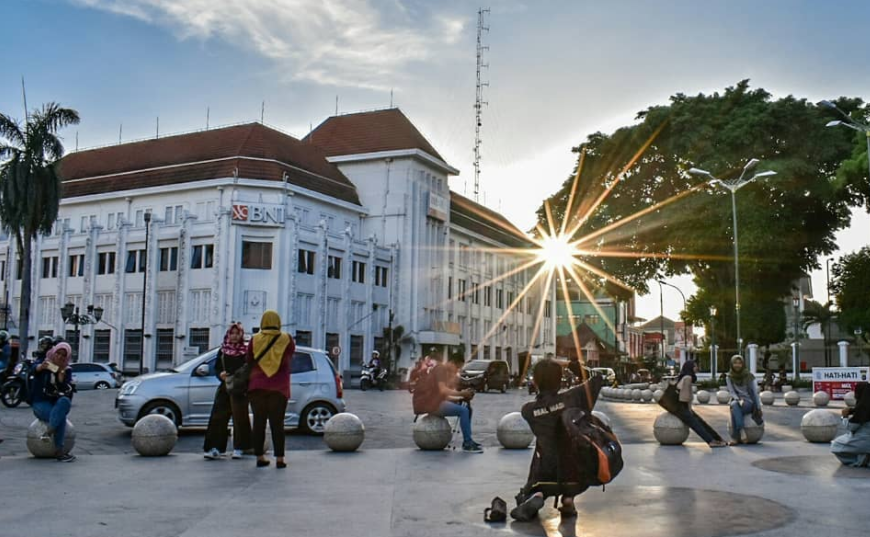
[0,103,80,359]
[831,247,870,342]
[801,300,837,366]
[538,81,862,350]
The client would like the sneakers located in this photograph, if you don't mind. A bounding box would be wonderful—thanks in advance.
[739,428,749,444]
[510,494,544,522]
[462,441,484,453]
[40,429,54,443]
[56,453,76,463]
[203,448,222,460]
[231,449,244,459]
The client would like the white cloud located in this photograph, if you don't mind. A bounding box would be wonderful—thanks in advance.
[72,0,466,89]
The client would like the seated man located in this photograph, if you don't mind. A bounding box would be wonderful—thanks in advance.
[512,359,604,521]
[412,349,482,453]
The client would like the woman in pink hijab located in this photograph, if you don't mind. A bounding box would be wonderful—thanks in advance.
[32,342,76,462]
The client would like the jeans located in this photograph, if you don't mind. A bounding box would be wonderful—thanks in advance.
[673,402,714,444]
[32,397,72,450]
[730,399,755,440]
[435,401,472,443]
[249,390,287,457]
[203,385,252,453]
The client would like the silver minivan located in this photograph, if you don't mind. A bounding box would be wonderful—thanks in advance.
[115,346,345,434]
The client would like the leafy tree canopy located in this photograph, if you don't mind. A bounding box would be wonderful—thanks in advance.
[831,247,870,340]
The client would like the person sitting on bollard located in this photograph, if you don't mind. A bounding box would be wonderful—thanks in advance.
[726,355,763,445]
[674,360,727,448]
[203,322,253,460]
[774,365,787,393]
[30,342,76,462]
[510,359,604,522]
[831,382,870,467]
[412,348,482,453]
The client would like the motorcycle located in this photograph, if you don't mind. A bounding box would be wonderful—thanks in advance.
[360,364,387,391]
[1,358,34,408]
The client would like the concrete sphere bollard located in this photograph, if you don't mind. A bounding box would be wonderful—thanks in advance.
[812,391,830,407]
[132,415,178,456]
[653,389,664,403]
[716,390,731,405]
[497,412,534,449]
[784,391,801,406]
[696,390,711,405]
[760,391,775,406]
[323,413,365,452]
[653,412,689,445]
[591,410,612,429]
[413,414,453,450]
[631,389,642,402]
[800,409,840,443]
[641,389,654,403]
[27,419,76,458]
[782,385,793,393]
[727,419,765,444]
[844,391,857,408]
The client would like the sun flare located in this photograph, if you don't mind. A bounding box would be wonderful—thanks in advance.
[538,234,577,270]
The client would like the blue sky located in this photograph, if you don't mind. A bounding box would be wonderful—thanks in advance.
[2,0,869,321]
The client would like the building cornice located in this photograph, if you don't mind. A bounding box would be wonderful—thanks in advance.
[326,149,460,176]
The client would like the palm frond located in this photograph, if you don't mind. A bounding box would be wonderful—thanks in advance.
[0,114,25,147]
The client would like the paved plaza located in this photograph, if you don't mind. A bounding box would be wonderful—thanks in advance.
[1,388,868,536]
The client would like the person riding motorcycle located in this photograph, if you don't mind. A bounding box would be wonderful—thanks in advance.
[368,350,382,379]
[0,330,11,376]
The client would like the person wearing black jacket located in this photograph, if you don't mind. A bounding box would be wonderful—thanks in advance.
[511,359,604,521]
[31,342,76,462]
[203,323,252,460]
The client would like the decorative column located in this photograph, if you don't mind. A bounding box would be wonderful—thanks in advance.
[80,225,101,362]
[211,202,231,344]
[364,236,377,363]
[112,220,130,369]
[838,341,850,368]
[747,343,759,375]
[314,219,328,353]
[791,342,799,379]
[174,214,194,365]
[278,191,295,330]
[338,226,353,369]
[287,211,299,332]
[143,219,160,372]
[56,228,73,336]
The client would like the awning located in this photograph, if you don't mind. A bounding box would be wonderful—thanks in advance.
[417,331,461,346]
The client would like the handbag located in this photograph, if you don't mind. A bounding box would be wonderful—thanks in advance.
[225,335,280,397]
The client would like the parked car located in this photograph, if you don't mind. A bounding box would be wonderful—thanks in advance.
[115,346,345,435]
[527,361,598,394]
[459,360,510,393]
[592,367,617,385]
[70,362,122,390]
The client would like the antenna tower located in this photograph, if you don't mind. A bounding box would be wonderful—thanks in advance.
[473,7,490,203]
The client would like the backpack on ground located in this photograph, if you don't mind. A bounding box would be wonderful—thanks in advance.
[561,408,623,486]
[412,366,441,415]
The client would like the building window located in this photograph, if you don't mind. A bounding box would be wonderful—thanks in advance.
[508,291,514,307]
[0,259,5,281]
[123,329,142,372]
[65,330,80,361]
[156,329,174,370]
[448,276,453,299]
[241,241,273,270]
[472,285,480,305]
[164,205,184,225]
[189,328,210,354]
[459,244,470,267]
[97,252,116,275]
[352,260,366,283]
[190,244,214,269]
[327,256,342,279]
[484,286,492,307]
[545,300,552,318]
[41,256,59,279]
[125,250,146,273]
[93,330,111,363]
[134,209,152,227]
[458,279,467,302]
[297,249,315,275]
[350,335,364,368]
[159,247,178,271]
[295,330,312,347]
[374,266,388,287]
[496,289,504,309]
[68,254,84,277]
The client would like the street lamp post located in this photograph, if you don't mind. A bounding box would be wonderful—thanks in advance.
[856,328,865,366]
[658,280,689,362]
[658,281,665,367]
[60,303,104,362]
[139,211,152,376]
[689,161,776,355]
[792,296,800,383]
[819,100,870,182]
[710,305,718,378]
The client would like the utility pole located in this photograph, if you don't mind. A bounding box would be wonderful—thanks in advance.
[473,7,490,203]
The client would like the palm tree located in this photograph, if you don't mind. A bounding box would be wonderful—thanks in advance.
[801,300,837,367]
[0,103,80,359]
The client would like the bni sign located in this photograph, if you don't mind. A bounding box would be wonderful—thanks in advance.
[232,203,286,227]
[812,367,870,400]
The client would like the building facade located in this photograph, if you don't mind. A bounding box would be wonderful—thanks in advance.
[0,109,555,376]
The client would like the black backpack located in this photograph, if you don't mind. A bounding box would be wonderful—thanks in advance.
[412,366,442,415]
[561,408,623,486]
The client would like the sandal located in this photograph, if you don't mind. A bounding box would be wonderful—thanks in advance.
[708,440,729,448]
[257,459,271,468]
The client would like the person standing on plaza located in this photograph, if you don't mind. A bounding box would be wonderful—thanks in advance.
[831,382,870,467]
[30,342,76,462]
[247,310,295,468]
[726,355,762,445]
[203,322,253,460]
[674,359,727,448]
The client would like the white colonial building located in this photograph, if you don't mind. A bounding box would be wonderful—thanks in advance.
[0,109,555,378]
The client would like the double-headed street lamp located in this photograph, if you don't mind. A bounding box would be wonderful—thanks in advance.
[709,305,718,378]
[658,280,689,360]
[819,100,870,181]
[792,295,801,382]
[689,160,777,355]
[60,303,103,363]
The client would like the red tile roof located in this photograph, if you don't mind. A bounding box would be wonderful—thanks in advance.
[59,123,361,205]
[303,108,445,162]
[449,192,532,247]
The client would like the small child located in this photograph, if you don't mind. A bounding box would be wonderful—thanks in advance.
[511,359,604,521]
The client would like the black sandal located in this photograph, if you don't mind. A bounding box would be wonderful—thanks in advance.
[257,459,270,468]
[276,461,287,469]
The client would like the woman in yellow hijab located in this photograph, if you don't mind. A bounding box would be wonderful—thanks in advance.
[246,310,295,468]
